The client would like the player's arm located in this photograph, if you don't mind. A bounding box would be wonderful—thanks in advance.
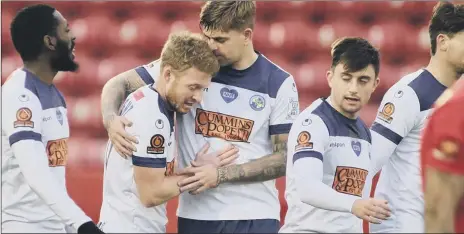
[422,101,464,233]
[3,90,100,233]
[370,87,419,174]
[101,65,155,156]
[293,115,391,223]
[126,110,186,207]
[218,77,299,183]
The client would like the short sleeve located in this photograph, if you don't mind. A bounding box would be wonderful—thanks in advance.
[124,102,171,168]
[290,113,330,164]
[370,85,419,145]
[423,100,464,175]
[269,76,300,135]
[137,60,161,85]
[2,89,43,146]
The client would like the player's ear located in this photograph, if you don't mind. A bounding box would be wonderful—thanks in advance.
[43,35,57,51]
[243,28,253,46]
[436,33,449,52]
[372,77,380,92]
[326,70,333,88]
[162,66,172,82]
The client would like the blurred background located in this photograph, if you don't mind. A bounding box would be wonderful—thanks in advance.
[1,1,443,232]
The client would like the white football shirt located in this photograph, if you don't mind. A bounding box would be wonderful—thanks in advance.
[280,98,372,233]
[369,69,447,233]
[2,68,91,232]
[139,53,299,220]
[99,84,175,233]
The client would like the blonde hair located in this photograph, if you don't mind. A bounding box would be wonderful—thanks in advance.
[160,31,219,76]
[200,1,256,32]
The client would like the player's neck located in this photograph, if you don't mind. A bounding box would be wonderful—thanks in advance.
[152,81,167,100]
[231,46,258,70]
[426,56,460,88]
[23,60,57,85]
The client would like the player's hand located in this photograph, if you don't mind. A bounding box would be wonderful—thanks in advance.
[77,221,105,234]
[351,198,391,224]
[194,142,239,167]
[177,164,218,195]
[107,115,138,158]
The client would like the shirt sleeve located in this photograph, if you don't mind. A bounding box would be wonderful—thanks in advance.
[3,89,43,145]
[136,60,160,85]
[290,114,358,212]
[370,86,419,174]
[124,101,171,169]
[2,89,91,229]
[422,99,464,176]
[269,76,300,135]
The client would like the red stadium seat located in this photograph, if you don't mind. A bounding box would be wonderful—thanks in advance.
[169,17,202,34]
[117,16,167,54]
[67,95,105,137]
[295,58,332,98]
[367,20,420,57]
[1,53,22,83]
[317,19,369,52]
[359,103,379,127]
[264,20,318,56]
[2,10,14,52]
[71,14,120,53]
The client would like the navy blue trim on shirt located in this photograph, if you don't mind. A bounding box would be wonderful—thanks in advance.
[408,69,447,111]
[135,66,155,85]
[371,122,403,145]
[9,131,42,146]
[23,68,66,110]
[132,156,166,168]
[293,151,323,164]
[269,123,292,135]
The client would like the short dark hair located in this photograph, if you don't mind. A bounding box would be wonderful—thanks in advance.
[330,37,380,77]
[10,4,58,61]
[200,1,256,32]
[429,2,464,55]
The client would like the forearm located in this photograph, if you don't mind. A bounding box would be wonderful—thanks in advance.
[147,175,188,207]
[13,140,91,229]
[217,152,286,184]
[295,157,357,213]
[101,75,127,128]
[370,131,397,174]
[424,167,464,233]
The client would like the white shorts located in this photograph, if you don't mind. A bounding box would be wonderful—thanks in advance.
[98,213,165,233]
[2,220,66,233]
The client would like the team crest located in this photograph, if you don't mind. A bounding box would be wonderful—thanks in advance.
[147,134,165,154]
[249,95,266,111]
[377,102,395,124]
[351,141,362,157]
[56,109,63,125]
[14,108,34,128]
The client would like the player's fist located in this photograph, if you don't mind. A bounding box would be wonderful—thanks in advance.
[107,115,138,158]
[351,198,391,224]
[78,221,105,234]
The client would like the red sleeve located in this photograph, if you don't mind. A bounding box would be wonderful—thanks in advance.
[421,98,464,176]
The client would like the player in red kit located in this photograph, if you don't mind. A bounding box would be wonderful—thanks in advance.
[421,78,464,233]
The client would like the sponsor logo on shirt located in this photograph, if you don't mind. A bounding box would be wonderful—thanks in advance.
[249,95,266,111]
[377,102,395,124]
[165,158,176,176]
[220,87,238,103]
[195,108,254,143]
[14,107,34,128]
[295,131,313,151]
[329,142,345,148]
[332,166,368,197]
[351,141,362,156]
[46,138,68,167]
[147,134,165,154]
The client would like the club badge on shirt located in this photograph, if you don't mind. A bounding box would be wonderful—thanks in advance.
[147,134,165,154]
[14,107,34,128]
[377,102,395,124]
[295,131,313,151]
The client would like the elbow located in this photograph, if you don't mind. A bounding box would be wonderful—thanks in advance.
[139,192,165,208]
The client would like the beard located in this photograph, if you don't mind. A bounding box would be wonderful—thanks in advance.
[50,39,78,72]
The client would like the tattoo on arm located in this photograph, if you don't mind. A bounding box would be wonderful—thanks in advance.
[101,70,146,129]
[425,167,464,233]
[217,134,288,184]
